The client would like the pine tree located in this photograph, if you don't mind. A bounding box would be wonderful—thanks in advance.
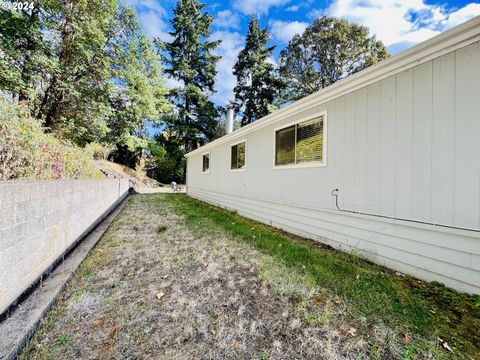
[233,18,281,126]
[157,0,221,152]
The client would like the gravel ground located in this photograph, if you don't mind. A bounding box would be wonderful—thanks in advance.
[20,194,394,359]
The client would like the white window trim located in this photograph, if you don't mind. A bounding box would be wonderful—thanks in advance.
[272,111,327,169]
[230,139,247,172]
[202,151,210,174]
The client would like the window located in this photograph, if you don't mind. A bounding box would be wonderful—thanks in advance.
[231,141,246,170]
[202,153,210,173]
[275,115,325,167]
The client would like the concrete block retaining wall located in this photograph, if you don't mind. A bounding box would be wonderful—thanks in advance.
[0,179,129,314]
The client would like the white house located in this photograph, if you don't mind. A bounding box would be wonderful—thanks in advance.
[185,17,480,294]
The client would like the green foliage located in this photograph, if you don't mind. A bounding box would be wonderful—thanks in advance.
[0,3,54,103]
[157,0,222,152]
[233,18,283,126]
[0,97,101,180]
[151,129,185,183]
[279,16,389,102]
[108,32,171,149]
[84,142,116,160]
[154,154,185,183]
[0,1,171,151]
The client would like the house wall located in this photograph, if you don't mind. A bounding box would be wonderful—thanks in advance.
[186,40,480,294]
[0,179,129,314]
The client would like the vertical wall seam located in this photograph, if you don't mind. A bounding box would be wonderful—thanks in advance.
[429,58,441,221]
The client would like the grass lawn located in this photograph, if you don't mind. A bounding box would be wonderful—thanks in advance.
[21,194,480,359]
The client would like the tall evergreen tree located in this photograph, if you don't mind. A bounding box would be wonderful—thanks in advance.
[157,0,221,152]
[233,18,281,126]
[109,32,172,167]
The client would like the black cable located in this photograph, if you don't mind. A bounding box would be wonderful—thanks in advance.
[331,188,480,233]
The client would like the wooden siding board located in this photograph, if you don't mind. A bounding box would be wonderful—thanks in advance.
[365,83,381,213]
[333,97,346,209]
[395,69,414,219]
[344,93,356,209]
[354,88,368,209]
[412,61,433,222]
[454,43,480,228]
[379,77,397,216]
[432,53,455,225]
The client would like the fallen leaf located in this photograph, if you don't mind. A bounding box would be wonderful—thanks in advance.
[401,298,409,305]
[110,326,119,336]
[202,261,209,268]
[93,317,106,326]
[210,328,217,336]
[98,341,115,351]
[404,333,412,344]
[156,292,165,300]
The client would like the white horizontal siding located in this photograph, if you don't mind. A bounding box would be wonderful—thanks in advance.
[187,42,480,294]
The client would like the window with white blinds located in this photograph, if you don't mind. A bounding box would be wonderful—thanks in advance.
[202,153,210,173]
[231,142,246,170]
[275,116,325,166]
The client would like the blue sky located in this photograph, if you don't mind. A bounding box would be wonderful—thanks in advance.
[128,0,480,106]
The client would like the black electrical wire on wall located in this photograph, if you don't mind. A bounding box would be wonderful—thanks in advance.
[330,188,480,233]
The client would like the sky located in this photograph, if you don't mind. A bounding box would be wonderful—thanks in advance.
[128,0,480,107]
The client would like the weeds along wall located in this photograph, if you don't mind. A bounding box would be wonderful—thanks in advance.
[0,179,129,314]
[186,18,480,294]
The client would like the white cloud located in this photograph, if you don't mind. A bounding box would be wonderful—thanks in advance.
[213,10,241,29]
[310,0,480,54]
[232,0,292,15]
[210,31,245,105]
[127,0,171,41]
[443,3,480,29]
[286,5,301,12]
[137,11,171,41]
[270,20,308,43]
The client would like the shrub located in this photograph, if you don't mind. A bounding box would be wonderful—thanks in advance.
[85,142,116,160]
[0,97,102,180]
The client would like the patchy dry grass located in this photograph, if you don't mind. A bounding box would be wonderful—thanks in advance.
[20,194,480,359]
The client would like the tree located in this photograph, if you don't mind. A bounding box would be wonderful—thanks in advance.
[157,0,221,153]
[279,17,389,102]
[0,3,55,107]
[34,0,130,144]
[109,32,171,167]
[233,18,281,126]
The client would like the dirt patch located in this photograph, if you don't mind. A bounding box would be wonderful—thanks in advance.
[20,195,422,359]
